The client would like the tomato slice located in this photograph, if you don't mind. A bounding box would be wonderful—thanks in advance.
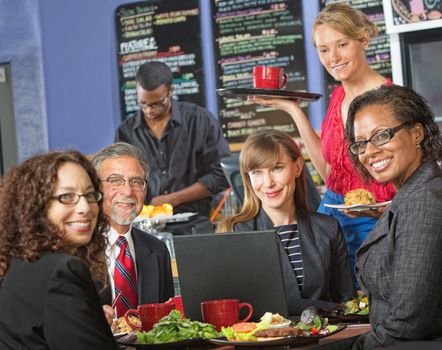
[231,322,257,333]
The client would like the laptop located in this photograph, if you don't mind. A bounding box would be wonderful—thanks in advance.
[173,230,289,322]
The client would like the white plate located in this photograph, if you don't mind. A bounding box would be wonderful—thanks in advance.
[324,201,391,212]
[134,212,198,223]
[267,321,291,329]
[113,331,128,339]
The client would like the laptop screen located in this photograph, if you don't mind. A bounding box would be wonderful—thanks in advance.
[173,230,289,322]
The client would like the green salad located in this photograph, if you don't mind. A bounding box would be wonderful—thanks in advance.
[344,295,369,315]
[295,314,337,336]
[136,310,221,344]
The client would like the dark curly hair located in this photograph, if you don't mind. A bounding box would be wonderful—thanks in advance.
[345,85,442,180]
[0,150,109,285]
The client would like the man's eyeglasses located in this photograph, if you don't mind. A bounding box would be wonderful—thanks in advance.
[101,176,147,191]
[138,94,170,110]
[51,192,103,205]
[349,122,410,155]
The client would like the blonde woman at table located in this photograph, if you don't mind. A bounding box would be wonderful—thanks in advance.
[0,151,118,349]
[253,3,395,276]
[316,85,442,350]
[217,130,355,315]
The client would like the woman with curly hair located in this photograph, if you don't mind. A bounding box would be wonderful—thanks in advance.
[321,85,442,349]
[0,151,118,349]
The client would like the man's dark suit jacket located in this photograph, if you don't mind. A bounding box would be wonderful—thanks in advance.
[0,252,118,350]
[234,207,356,315]
[99,226,174,306]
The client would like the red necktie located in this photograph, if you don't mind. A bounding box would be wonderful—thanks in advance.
[114,236,138,317]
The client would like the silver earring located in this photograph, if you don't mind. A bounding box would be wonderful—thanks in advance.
[416,143,421,149]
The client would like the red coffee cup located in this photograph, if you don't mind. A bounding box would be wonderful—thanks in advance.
[125,302,175,331]
[201,299,253,331]
[252,66,288,89]
[165,296,185,318]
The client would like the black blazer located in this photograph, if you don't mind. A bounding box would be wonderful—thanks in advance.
[234,207,355,314]
[0,252,118,350]
[99,226,174,306]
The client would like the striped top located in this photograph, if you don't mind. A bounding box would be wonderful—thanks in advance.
[275,224,304,291]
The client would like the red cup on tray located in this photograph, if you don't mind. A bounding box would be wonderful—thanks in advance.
[252,66,288,89]
[201,299,253,331]
[125,302,175,331]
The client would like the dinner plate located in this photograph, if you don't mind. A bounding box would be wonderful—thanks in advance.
[216,88,322,102]
[116,332,207,349]
[206,325,346,348]
[113,331,128,339]
[324,201,391,212]
[327,314,369,324]
[134,212,198,223]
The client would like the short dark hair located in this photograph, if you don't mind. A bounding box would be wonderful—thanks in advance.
[135,61,173,90]
[346,85,442,179]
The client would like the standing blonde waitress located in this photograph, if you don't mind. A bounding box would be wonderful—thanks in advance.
[254,3,395,274]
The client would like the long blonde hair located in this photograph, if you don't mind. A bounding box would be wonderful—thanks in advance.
[312,3,379,46]
[217,130,307,232]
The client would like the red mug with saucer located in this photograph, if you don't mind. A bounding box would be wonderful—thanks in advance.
[201,299,253,331]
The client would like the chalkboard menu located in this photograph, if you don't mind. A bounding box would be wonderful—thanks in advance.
[321,0,393,102]
[390,0,442,26]
[383,0,442,33]
[211,1,308,148]
[116,1,205,119]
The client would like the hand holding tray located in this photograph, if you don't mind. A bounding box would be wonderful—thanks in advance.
[217,87,322,102]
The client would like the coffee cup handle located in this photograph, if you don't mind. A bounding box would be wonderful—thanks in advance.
[238,303,253,322]
[124,309,142,331]
[281,73,288,89]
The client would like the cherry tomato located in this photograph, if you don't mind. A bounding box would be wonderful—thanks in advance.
[231,322,257,333]
[311,326,319,335]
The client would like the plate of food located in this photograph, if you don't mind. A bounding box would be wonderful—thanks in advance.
[339,295,369,323]
[324,188,391,212]
[324,202,391,212]
[134,203,197,223]
[207,309,345,348]
[216,88,322,102]
[117,333,206,349]
[116,310,220,349]
[111,315,140,338]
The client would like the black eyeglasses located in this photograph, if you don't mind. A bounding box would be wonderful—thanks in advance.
[137,93,170,110]
[101,176,147,191]
[51,191,102,205]
[349,122,410,155]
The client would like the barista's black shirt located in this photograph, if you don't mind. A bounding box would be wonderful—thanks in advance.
[115,99,230,217]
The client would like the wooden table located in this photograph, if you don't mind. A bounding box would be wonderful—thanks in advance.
[122,324,370,349]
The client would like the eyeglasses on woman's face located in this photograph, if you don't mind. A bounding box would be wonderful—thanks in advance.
[51,191,103,205]
[349,122,410,155]
[101,176,147,191]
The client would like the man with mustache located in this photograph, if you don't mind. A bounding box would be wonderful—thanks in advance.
[92,142,174,318]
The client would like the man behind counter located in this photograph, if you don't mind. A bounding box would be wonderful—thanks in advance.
[116,61,230,235]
